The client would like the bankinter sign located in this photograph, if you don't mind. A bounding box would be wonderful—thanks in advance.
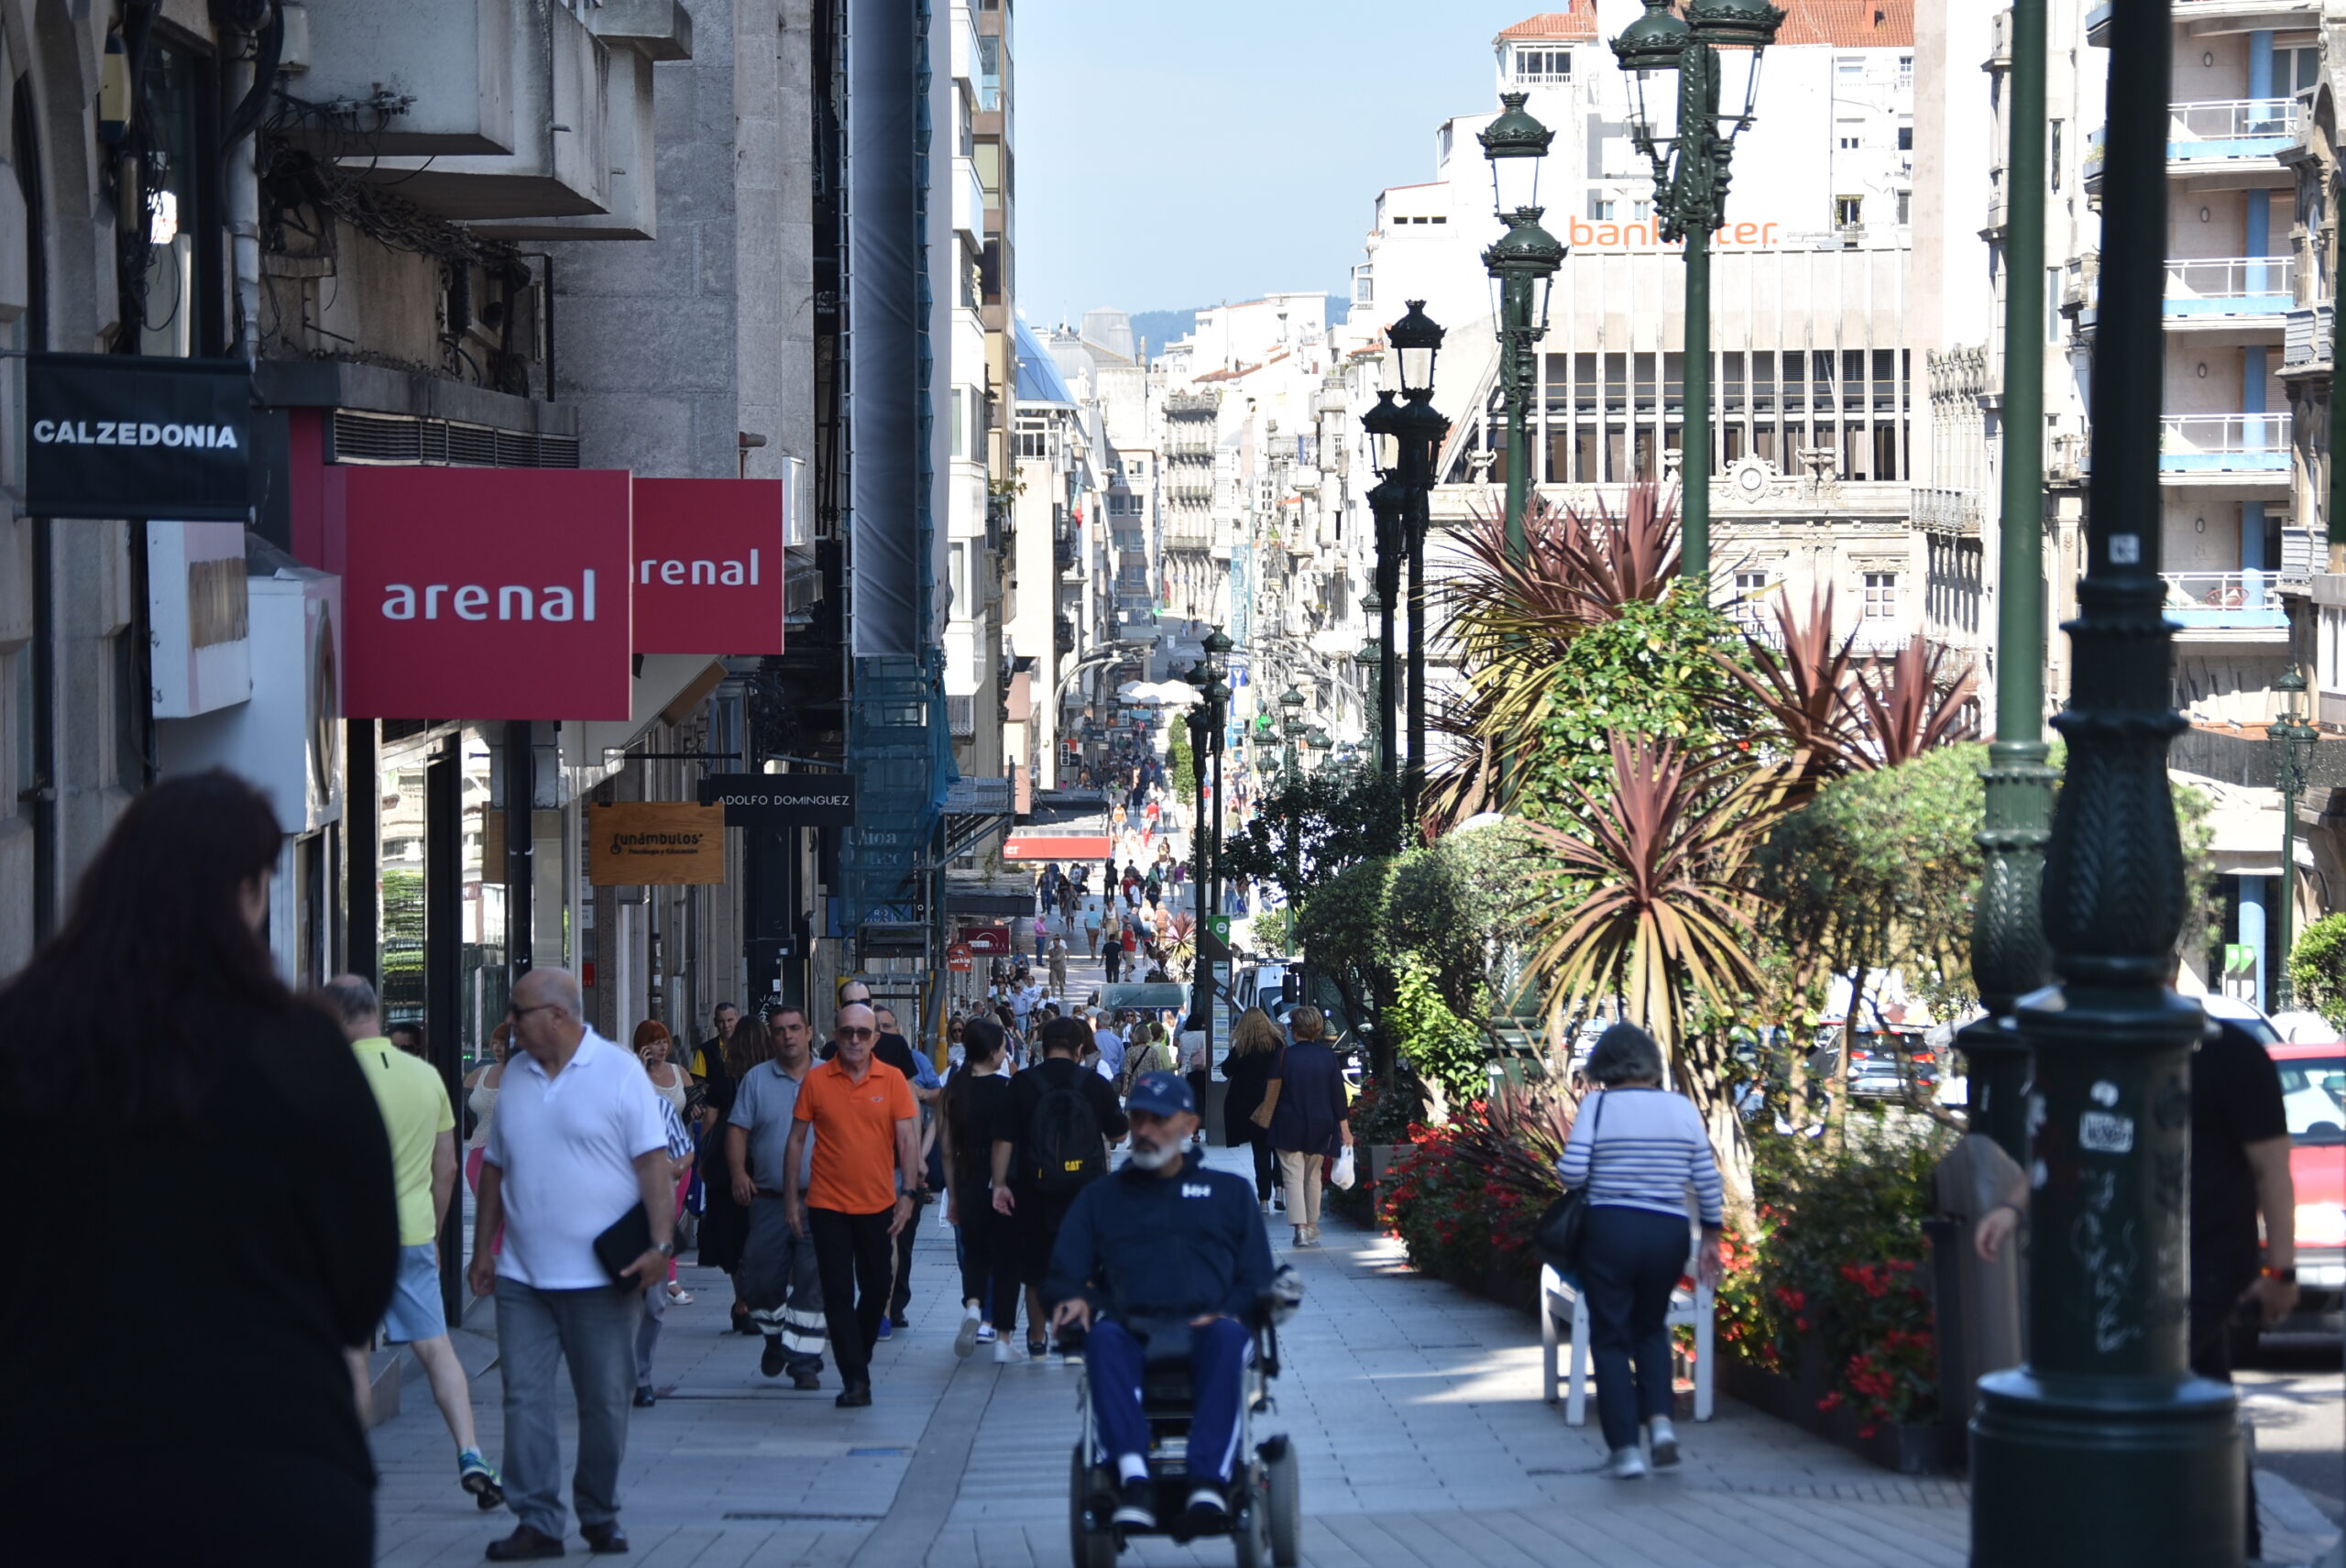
[333,466,633,720]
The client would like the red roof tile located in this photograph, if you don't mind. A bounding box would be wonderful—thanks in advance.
[1497,8,1598,43]
[1776,1,1914,48]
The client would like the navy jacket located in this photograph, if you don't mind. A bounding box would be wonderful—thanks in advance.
[1043,1151,1276,1323]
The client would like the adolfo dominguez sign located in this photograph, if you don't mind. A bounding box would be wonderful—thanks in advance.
[26,354,253,521]
[697,773,859,827]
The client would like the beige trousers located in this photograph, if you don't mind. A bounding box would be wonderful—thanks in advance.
[1277,1149,1323,1230]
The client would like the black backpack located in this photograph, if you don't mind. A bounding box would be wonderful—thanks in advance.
[1027,1072,1106,1195]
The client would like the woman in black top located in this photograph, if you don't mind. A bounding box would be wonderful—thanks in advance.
[1221,1007,1284,1209]
[0,773,398,1565]
[941,1015,1021,1356]
[697,1013,767,1332]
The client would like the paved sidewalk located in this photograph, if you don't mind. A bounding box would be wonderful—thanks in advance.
[369,1146,2340,1568]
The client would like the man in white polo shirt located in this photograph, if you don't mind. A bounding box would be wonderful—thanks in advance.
[466,968,672,1562]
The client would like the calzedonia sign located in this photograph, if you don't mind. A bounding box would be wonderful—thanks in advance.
[27,354,252,521]
[332,466,633,719]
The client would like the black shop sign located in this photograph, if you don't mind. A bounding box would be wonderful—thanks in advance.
[27,354,253,521]
[698,773,859,827]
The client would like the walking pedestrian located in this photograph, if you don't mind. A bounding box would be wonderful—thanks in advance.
[941,1016,1024,1359]
[1083,896,1104,958]
[728,1005,828,1389]
[1180,1017,1211,1150]
[0,774,398,1567]
[323,975,504,1509]
[699,1011,769,1335]
[991,1014,1129,1358]
[631,1091,697,1408]
[635,1021,696,1304]
[692,1002,741,1080]
[1555,1022,1725,1480]
[1251,1006,1352,1247]
[1103,933,1125,984]
[466,967,675,1559]
[870,1003,944,1333]
[464,1023,510,1201]
[1048,936,1070,995]
[782,1003,920,1408]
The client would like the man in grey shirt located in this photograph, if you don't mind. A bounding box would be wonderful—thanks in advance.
[728,1005,826,1388]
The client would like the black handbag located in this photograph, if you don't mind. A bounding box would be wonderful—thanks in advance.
[1534,1092,1606,1275]
[592,1202,655,1288]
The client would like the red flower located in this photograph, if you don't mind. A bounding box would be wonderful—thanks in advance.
[1816,1392,1844,1411]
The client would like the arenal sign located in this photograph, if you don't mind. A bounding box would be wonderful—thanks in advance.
[697,772,858,826]
[27,354,252,521]
[633,477,787,655]
[332,465,633,719]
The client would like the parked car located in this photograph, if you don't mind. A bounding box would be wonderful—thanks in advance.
[1833,1025,1943,1101]
[2267,1036,2346,1338]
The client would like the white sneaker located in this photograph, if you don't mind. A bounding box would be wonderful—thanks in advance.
[1598,1446,1648,1480]
[1647,1418,1679,1468]
[955,1304,981,1359]
[993,1337,1018,1365]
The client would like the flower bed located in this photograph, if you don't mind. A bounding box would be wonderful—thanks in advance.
[1374,1088,1568,1310]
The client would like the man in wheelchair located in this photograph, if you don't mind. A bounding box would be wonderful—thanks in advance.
[1045,1071,1277,1535]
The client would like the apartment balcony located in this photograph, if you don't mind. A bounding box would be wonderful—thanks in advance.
[1913,487,1982,538]
[2163,570,2289,636]
[2088,1,2319,45]
[1849,621,1914,657]
[2169,100,2300,187]
[2159,413,2291,478]
[2165,256,2294,323]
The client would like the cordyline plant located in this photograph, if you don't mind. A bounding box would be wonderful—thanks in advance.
[1514,734,1774,1215]
[1427,485,1683,824]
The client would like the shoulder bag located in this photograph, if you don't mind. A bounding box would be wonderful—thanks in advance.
[1533,1091,1607,1276]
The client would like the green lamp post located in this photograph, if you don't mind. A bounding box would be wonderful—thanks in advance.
[2270,666,2317,1010]
[1393,367,1449,829]
[1477,99,1563,572]
[1957,0,2057,1168]
[1612,0,1785,581]
[1362,388,1409,784]
[1968,5,2246,1562]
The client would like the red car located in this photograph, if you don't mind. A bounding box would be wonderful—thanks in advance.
[2269,1038,2346,1335]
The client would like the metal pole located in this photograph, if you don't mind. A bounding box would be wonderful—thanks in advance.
[1958,0,2055,1168]
[1377,585,1399,780]
[1191,713,1211,1027]
[1503,272,1533,567]
[2277,736,2298,1010]
[1406,485,1428,828]
[1682,222,1711,577]
[1970,5,2245,1561]
[2332,267,2346,558]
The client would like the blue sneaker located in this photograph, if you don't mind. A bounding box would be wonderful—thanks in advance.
[875,1317,893,1341]
[458,1449,505,1509]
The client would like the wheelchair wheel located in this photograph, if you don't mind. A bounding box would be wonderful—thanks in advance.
[1230,1460,1272,1568]
[1260,1437,1300,1567]
[1069,1445,1117,1568]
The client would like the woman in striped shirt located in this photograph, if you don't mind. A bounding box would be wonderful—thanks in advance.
[1556,1024,1725,1479]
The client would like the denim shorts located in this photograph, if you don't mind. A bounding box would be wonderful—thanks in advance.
[380,1242,449,1343]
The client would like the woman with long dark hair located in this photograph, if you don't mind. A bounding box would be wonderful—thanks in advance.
[1221,1007,1284,1210]
[0,773,398,1563]
[697,1011,770,1332]
[938,1015,1021,1360]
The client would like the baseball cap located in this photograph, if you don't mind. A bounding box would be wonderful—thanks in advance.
[1126,1071,1197,1117]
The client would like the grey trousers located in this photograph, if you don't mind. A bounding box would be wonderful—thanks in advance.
[495,1277,641,1538]
[634,1269,664,1387]
[738,1194,827,1373]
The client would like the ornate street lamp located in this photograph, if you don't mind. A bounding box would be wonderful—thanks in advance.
[1362,391,1409,784]
[1970,5,2246,1562]
[1395,381,1451,828]
[1477,101,1563,571]
[1613,0,1784,580]
[1354,638,1382,762]
[2271,667,2318,1010]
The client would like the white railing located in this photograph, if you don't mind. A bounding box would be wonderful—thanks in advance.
[1850,621,1913,656]
[1913,487,1982,536]
[2165,571,2271,609]
[2170,99,2300,145]
[2165,255,2295,303]
[2159,413,2292,468]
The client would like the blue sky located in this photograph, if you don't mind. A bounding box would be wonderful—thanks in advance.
[1013,0,1549,327]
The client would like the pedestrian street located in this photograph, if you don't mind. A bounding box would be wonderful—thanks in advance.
[372,1136,1991,1568]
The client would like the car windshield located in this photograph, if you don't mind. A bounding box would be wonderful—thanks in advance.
[2278,1056,2346,1145]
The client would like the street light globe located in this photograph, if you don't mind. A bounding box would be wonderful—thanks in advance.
[1307,726,1331,751]
[1689,0,1786,127]
[1395,389,1454,486]
[1361,389,1407,477]
[1611,0,1690,148]
[1203,625,1233,658]
[1477,92,1554,217]
[1387,300,1446,399]
[1279,685,1306,712]
[2276,663,2310,721]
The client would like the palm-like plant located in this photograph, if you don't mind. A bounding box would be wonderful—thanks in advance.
[1839,632,1981,766]
[1514,735,1766,1045]
[1428,484,1684,826]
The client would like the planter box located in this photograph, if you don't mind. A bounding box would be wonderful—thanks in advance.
[1721,1356,1963,1475]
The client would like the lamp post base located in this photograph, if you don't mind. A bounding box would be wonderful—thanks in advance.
[1969,1367,2242,1567]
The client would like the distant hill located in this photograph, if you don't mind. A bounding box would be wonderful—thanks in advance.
[1126,308,1199,357]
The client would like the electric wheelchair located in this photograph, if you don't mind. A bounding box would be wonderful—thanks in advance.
[1067,1266,1305,1568]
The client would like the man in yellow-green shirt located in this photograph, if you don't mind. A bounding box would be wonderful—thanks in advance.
[323,975,504,1510]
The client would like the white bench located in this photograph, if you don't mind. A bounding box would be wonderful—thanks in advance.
[1540,1261,1715,1425]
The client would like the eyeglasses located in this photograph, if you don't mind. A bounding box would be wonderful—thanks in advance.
[507,1003,559,1022]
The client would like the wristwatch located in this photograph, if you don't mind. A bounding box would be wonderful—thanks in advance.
[655,1240,676,1258]
[2260,1265,2295,1284]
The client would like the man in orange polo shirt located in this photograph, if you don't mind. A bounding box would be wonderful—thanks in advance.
[782,1002,919,1408]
